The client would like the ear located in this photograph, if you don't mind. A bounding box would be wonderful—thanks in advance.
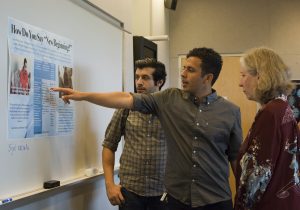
[205,73,214,85]
[156,79,164,88]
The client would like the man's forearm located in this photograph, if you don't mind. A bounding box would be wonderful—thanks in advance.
[102,147,116,187]
[51,87,134,109]
[82,92,134,109]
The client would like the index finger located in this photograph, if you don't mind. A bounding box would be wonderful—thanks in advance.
[50,87,68,92]
[50,87,74,95]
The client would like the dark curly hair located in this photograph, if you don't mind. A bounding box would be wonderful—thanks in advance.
[135,58,167,90]
[187,47,223,85]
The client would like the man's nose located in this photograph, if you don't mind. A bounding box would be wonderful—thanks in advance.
[136,78,143,85]
[181,69,187,77]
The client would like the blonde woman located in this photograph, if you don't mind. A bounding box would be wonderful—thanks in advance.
[235,47,300,210]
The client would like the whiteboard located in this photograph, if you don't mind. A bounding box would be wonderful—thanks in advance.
[0,0,123,199]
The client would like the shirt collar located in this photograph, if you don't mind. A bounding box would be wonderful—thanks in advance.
[182,89,218,106]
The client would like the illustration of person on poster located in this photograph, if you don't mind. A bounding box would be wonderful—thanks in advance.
[10,56,31,95]
[19,58,29,95]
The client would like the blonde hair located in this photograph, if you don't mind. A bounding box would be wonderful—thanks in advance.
[241,47,294,104]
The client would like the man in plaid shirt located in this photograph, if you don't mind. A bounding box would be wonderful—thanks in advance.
[102,58,167,210]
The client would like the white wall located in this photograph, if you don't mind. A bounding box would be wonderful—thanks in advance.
[123,32,135,92]
[87,0,132,32]
[169,0,300,87]
[151,0,170,88]
[0,1,132,210]
[132,0,171,88]
[86,0,134,92]
[269,1,300,79]
[132,0,152,35]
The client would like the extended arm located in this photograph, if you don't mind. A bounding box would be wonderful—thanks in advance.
[102,147,124,205]
[50,87,133,109]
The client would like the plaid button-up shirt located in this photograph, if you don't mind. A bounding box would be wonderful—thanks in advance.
[103,109,167,196]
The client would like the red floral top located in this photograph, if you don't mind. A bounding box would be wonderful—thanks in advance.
[235,97,300,210]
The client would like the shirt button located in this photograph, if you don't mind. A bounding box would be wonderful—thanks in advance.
[193,150,196,154]
[207,102,210,105]
[192,179,195,182]
[194,136,197,140]
[146,147,150,150]
[148,121,151,124]
[196,123,199,126]
[147,134,150,137]
[199,109,202,112]
[206,122,208,126]
[193,164,197,167]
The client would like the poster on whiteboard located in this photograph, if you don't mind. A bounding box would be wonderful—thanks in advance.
[7,17,75,139]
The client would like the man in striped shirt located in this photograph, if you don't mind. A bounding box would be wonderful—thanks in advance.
[102,58,167,210]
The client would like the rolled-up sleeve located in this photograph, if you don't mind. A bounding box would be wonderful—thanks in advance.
[102,109,124,152]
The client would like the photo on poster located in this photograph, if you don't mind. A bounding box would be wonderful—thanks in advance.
[9,54,32,95]
[58,66,73,98]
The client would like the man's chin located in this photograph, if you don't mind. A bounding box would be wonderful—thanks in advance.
[181,86,188,91]
[137,90,146,94]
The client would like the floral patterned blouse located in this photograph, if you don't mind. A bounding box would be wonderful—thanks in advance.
[235,97,300,210]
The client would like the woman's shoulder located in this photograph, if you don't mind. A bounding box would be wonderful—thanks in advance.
[264,99,289,113]
[262,99,292,122]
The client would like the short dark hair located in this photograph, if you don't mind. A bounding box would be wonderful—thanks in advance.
[135,58,167,90]
[186,47,223,85]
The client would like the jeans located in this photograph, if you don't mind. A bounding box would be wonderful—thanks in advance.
[119,187,168,210]
[166,194,233,210]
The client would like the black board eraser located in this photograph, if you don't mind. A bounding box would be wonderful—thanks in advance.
[43,180,60,189]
